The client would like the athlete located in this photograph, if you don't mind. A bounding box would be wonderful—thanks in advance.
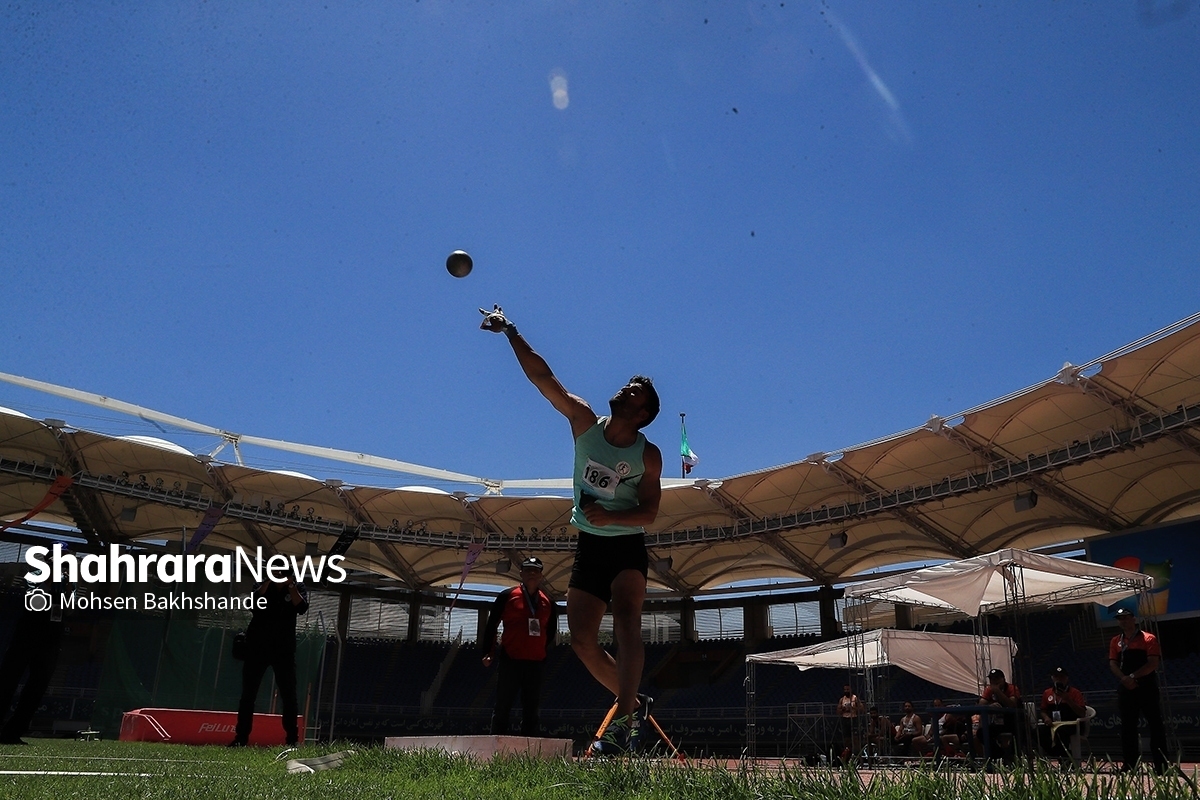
[481,305,663,754]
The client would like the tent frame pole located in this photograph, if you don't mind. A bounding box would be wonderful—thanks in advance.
[745,660,757,760]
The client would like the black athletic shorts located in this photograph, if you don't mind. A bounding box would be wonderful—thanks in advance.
[568,531,648,605]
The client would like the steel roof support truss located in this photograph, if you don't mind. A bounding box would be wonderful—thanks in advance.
[931,424,1126,531]
[1073,372,1200,460]
[818,460,973,559]
[332,488,424,590]
[757,532,835,585]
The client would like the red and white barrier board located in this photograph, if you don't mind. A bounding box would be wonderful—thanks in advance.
[119,708,303,746]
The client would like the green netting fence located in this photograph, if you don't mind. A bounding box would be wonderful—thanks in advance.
[91,605,326,739]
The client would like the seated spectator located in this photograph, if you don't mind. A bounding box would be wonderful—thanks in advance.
[865,705,892,757]
[893,700,923,756]
[981,668,1021,764]
[929,698,963,756]
[1037,666,1087,762]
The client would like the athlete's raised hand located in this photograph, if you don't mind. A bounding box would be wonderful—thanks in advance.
[479,304,512,333]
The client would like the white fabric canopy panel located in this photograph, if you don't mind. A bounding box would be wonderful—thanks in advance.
[841,599,965,631]
[747,629,1016,696]
[844,548,1152,618]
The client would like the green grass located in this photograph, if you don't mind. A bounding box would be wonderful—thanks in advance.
[0,740,1194,800]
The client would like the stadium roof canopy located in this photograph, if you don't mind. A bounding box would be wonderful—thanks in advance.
[2,313,1200,600]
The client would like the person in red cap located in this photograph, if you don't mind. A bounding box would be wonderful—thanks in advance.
[481,556,556,736]
[1108,607,1168,773]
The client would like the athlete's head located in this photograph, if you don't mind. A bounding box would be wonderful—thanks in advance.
[610,375,660,429]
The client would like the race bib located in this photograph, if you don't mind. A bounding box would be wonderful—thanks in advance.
[528,618,541,637]
[581,458,619,501]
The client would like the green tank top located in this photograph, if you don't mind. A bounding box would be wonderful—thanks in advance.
[571,417,646,537]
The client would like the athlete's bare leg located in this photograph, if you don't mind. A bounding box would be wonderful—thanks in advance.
[609,568,646,717]
[568,589,618,692]
[567,568,646,717]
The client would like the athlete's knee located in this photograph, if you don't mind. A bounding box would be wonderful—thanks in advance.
[609,581,645,616]
[569,622,600,650]
[571,636,603,660]
[609,595,643,622]
[610,587,642,615]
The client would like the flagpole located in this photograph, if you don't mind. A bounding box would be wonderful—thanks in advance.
[680,412,686,479]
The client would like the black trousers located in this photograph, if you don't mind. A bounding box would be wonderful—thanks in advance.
[985,722,1015,763]
[490,655,543,736]
[235,647,299,745]
[1118,683,1168,771]
[0,614,64,742]
[837,717,860,759]
[1037,720,1077,759]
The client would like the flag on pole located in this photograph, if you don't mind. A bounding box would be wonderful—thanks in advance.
[448,541,487,614]
[680,416,699,475]
[0,475,74,535]
[185,504,226,553]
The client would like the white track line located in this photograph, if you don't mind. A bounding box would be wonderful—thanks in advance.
[0,754,215,763]
[0,769,238,778]
[0,770,156,777]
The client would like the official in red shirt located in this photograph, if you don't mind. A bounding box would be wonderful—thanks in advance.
[1108,607,1168,773]
[481,557,556,736]
[1037,666,1086,760]
[980,667,1020,764]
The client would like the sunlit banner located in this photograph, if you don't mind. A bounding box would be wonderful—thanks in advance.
[1087,516,1200,622]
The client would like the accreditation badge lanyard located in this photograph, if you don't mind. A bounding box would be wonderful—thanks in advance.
[522,586,541,637]
[1050,690,1063,721]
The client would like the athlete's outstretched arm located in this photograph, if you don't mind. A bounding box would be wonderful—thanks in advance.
[481,306,595,437]
[580,442,663,529]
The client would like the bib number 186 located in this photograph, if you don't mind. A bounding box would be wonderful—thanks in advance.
[582,459,619,500]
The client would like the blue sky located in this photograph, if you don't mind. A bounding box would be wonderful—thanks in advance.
[2,1,1197,492]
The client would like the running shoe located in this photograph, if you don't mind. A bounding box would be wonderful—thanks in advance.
[627,693,654,753]
[590,714,631,757]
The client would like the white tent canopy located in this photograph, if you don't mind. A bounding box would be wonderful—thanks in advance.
[840,599,964,631]
[844,548,1152,618]
[747,629,1016,697]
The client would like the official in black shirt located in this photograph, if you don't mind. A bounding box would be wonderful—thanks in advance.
[0,579,68,744]
[230,575,308,747]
